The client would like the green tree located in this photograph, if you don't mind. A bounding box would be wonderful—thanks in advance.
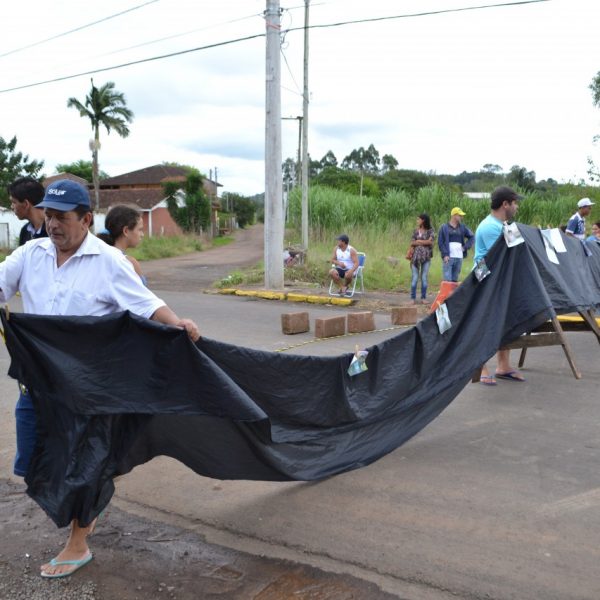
[282,157,297,189]
[590,71,600,107]
[507,164,536,192]
[381,153,399,173]
[379,169,429,195]
[163,172,210,234]
[54,159,109,182]
[313,165,379,197]
[341,144,381,196]
[588,71,600,181]
[222,193,256,228]
[319,150,338,169]
[482,163,503,174]
[0,135,44,207]
[67,79,134,211]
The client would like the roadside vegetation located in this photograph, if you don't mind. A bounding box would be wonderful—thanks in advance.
[279,183,599,293]
[127,234,203,261]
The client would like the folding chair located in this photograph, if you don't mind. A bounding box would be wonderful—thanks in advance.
[328,252,366,297]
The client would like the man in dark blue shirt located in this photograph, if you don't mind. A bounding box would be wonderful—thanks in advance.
[8,177,47,245]
[437,207,474,282]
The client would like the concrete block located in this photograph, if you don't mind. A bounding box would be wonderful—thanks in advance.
[281,312,310,335]
[315,315,346,339]
[391,306,418,326]
[347,311,376,333]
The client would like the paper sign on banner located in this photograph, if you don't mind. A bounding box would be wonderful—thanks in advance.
[503,222,525,247]
[542,235,559,264]
[435,303,452,334]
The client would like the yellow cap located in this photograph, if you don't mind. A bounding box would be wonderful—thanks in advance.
[451,207,466,216]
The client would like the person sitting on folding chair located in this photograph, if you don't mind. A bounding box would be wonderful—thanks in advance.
[328,234,359,296]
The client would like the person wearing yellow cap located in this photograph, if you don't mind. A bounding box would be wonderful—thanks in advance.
[437,207,474,282]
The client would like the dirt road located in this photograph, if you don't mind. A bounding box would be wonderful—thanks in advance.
[0,481,396,600]
[143,224,264,291]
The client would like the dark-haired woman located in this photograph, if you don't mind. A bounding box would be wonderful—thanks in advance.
[97,205,146,284]
[410,213,435,304]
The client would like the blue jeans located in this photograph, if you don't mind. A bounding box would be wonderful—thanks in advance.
[14,389,37,477]
[442,257,463,282]
[411,261,431,300]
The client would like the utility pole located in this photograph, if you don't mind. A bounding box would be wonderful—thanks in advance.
[301,0,310,250]
[264,0,284,289]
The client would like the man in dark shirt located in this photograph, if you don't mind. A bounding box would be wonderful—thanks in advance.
[8,177,47,245]
[437,206,474,282]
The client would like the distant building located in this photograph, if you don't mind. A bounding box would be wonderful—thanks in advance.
[463,192,491,200]
[0,208,27,248]
[98,165,222,237]
[0,165,222,248]
[43,172,90,188]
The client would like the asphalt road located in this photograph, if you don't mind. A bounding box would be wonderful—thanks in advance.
[2,288,599,599]
[122,291,600,600]
[1,224,599,599]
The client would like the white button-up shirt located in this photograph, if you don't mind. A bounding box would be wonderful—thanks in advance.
[0,233,165,318]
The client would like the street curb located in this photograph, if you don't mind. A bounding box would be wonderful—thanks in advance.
[218,288,354,306]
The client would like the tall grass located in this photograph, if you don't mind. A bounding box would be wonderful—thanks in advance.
[286,184,595,291]
[129,234,202,261]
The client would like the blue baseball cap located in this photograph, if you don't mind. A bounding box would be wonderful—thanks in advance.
[38,179,91,211]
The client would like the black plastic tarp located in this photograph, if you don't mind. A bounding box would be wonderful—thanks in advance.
[1,224,599,527]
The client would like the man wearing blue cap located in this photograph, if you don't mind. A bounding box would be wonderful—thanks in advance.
[0,179,200,578]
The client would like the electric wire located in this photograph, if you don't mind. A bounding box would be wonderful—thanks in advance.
[0,0,550,94]
[291,0,550,32]
[0,34,265,94]
[0,0,162,59]
[96,11,263,59]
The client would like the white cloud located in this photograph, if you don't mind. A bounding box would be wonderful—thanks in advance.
[1,0,600,195]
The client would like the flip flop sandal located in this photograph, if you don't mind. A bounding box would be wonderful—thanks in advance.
[495,371,526,382]
[479,375,497,386]
[40,552,93,579]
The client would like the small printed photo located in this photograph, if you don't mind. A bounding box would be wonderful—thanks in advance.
[503,222,525,247]
[473,258,491,282]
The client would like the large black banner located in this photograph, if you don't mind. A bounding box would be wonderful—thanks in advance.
[1,225,599,527]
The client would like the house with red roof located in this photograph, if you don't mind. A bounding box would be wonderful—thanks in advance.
[97,165,222,237]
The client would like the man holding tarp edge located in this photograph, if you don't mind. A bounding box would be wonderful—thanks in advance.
[0,179,200,579]
[474,185,526,386]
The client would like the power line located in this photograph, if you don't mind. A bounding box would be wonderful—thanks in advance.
[280,48,303,95]
[0,33,265,94]
[295,0,550,32]
[0,0,161,59]
[0,0,550,94]
[96,12,263,59]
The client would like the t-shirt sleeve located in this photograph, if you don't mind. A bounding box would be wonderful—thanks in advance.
[565,216,577,234]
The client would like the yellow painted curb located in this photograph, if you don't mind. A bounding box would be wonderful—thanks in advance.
[220,289,354,306]
[330,297,353,306]
[287,293,309,302]
[256,291,287,301]
[558,315,600,325]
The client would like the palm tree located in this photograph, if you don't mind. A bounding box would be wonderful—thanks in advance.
[67,79,134,211]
